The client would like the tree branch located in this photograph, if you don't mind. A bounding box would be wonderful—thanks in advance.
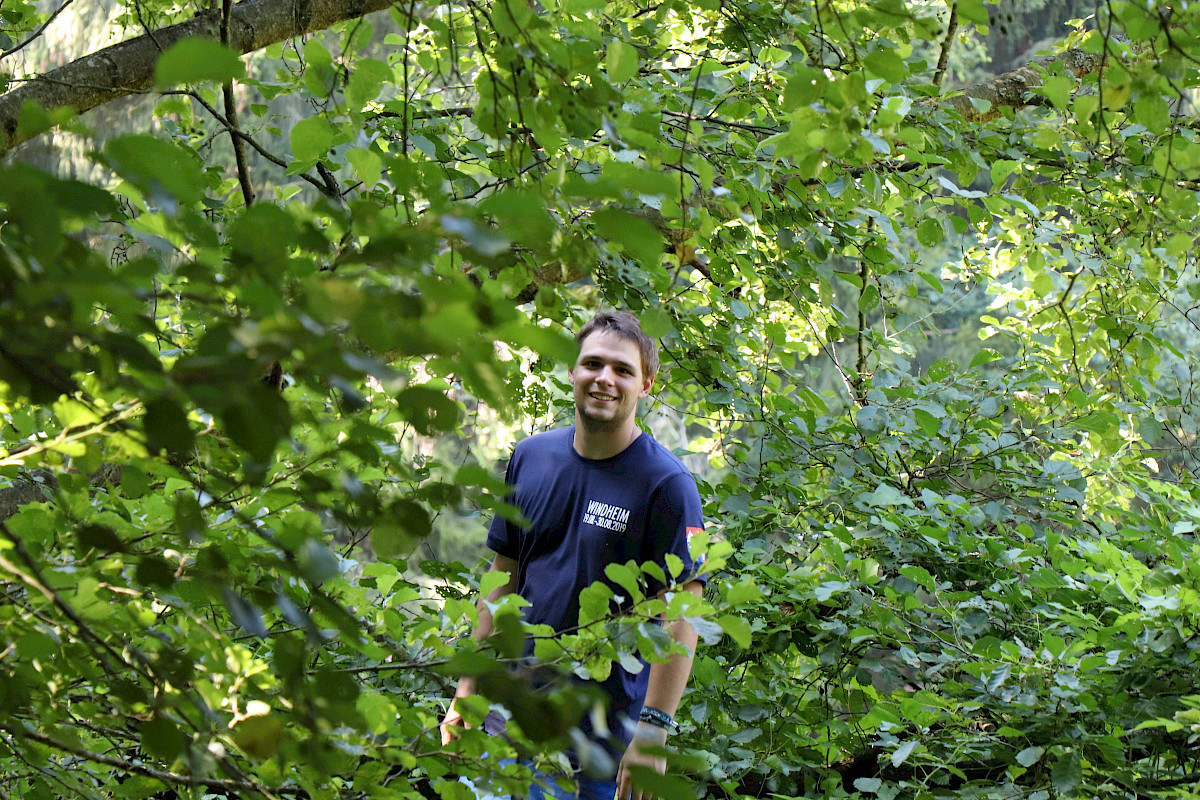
[0,0,396,155]
[937,46,1108,121]
[932,2,958,87]
[3,724,309,796]
[221,0,255,206]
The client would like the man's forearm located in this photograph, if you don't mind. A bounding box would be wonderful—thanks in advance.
[450,555,519,700]
[641,580,703,717]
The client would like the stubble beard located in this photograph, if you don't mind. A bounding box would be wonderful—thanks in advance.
[576,397,633,434]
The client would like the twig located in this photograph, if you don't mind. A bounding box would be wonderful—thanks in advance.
[0,0,75,61]
[933,3,958,87]
[0,404,144,467]
[4,725,307,796]
[181,90,337,199]
[661,109,776,134]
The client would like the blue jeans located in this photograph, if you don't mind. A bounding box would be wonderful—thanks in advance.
[527,766,616,800]
[464,759,617,800]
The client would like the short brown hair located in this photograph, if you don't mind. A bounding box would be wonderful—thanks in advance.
[576,311,659,381]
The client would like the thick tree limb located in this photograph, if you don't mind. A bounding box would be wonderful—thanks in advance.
[0,0,395,155]
[939,47,1107,121]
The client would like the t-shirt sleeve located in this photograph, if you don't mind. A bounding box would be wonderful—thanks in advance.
[642,470,706,590]
[485,455,521,560]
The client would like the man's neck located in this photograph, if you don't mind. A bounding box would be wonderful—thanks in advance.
[572,418,642,460]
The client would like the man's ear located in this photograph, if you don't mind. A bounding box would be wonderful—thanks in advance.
[640,375,654,397]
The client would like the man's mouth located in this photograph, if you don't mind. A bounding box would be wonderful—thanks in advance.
[589,392,616,402]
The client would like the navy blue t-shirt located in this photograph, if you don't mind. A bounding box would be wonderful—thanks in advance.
[486,426,704,749]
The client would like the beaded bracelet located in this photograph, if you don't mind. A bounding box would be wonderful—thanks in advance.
[638,706,682,734]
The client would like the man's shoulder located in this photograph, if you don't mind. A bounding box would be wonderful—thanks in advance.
[636,433,696,481]
[510,426,573,458]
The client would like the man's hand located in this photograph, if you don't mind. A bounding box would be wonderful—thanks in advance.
[617,724,668,800]
[440,698,466,745]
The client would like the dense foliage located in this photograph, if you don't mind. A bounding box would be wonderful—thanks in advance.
[2,0,1200,798]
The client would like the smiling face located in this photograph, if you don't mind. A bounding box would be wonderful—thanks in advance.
[569,330,654,435]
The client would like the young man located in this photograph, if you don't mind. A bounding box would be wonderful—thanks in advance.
[441,311,706,800]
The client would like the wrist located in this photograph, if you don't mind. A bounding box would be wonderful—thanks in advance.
[638,705,682,734]
[633,721,669,745]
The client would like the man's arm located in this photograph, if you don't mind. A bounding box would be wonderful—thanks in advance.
[616,579,704,800]
[440,553,519,745]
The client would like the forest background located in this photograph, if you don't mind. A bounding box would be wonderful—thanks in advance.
[2,0,1200,798]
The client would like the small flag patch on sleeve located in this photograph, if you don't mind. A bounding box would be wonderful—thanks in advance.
[686,526,706,566]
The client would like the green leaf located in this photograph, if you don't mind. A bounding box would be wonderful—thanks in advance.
[1051,751,1081,794]
[16,632,58,661]
[957,0,988,24]
[1075,412,1118,436]
[605,562,642,601]
[969,348,1001,368]
[1016,746,1045,767]
[607,39,639,83]
[221,383,291,465]
[346,57,391,111]
[579,581,616,625]
[864,47,906,83]
[639,308,674,338]
[784,67,828,109]
[76,524,124,554]
[347,147,382,188]
[1040,75,1073,109]
[1134,93,1169,134]
[222,587,267,637]
[154,38,245,87]
[135,556,176,588]
[143,397,195,458]
[854,777,882,794]
[480,190,557,249]
[298,539,342,583]
[290,115,334,165]
[856,405,887,433]
[593,208,664,268]
[105,135,206,203]
[622,768,693,800]
[480,568,513,598]
[394,386,461,435]
[140,716,188,761]
[358,692,397,735]
[441,215,511,257]
[232,713,285,759]
[913,408,940,437]
[716,614,751,648]
[891,739,917,767]
[724,579,762,605]
[1139,417,1165,445]
[917,218,944,247]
